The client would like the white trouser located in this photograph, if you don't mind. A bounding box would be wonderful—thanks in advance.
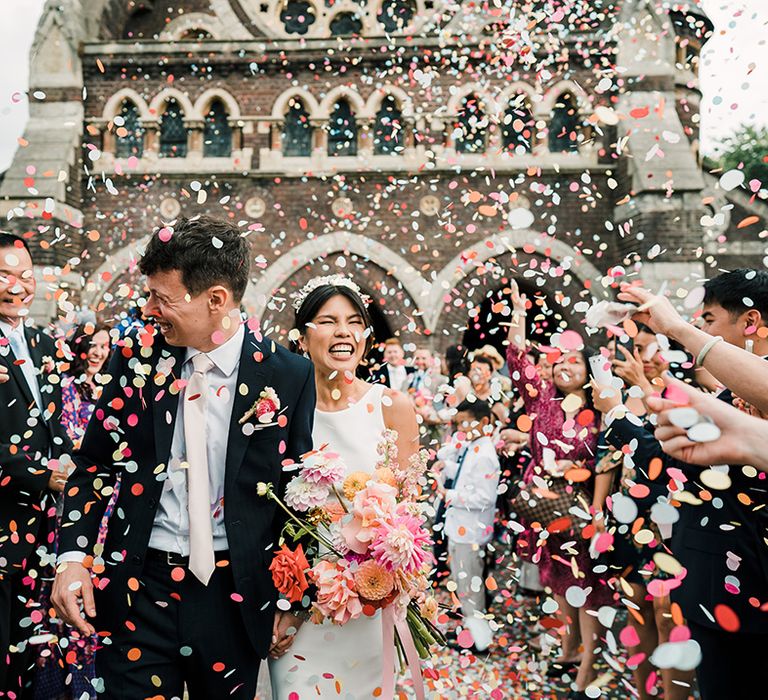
[447,540,493,651]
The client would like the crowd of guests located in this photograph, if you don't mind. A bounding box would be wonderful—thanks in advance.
[373,272,766,700]
[1,219,766,700]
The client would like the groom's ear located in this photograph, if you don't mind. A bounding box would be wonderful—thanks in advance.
[207,284,231,312]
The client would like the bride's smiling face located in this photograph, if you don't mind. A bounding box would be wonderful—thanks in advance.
[300,294,368,372]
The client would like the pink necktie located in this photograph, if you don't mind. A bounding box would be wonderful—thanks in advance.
[184,353,216,585]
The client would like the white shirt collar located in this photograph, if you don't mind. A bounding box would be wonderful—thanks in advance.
[0,318,25,339]
[185,323,244,377]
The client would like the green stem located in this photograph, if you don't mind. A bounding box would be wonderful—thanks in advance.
[331,485,349,514]
[268,491,341,555]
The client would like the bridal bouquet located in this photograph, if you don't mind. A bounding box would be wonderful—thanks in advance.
[259,430,444,664]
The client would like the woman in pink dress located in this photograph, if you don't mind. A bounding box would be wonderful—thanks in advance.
[506,289,612,698]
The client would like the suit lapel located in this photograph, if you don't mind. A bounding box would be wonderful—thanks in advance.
[152,344,186,468]
[25,326,51,403]
[225,328,276,492]
[0,329,36,408]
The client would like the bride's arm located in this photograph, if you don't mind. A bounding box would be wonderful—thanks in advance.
[382,388,420,466]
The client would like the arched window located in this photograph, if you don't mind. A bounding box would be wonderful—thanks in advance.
[327,100,357,156]
[180,28,214,40]
[159,100,188,157]
[280,0,317,35]
[330,12,363,36]
[378,0,416,32]
[454,94,486,153]
[282,98,312,157]
[501,97,534,153]
[115,101,144,158]
[373,96,403,155]
[548,93,580,152]
[203,100,232,157]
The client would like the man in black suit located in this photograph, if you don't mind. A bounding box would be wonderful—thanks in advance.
[371,337,415,391]
[612,270,768,699]
[52,217,316,698]
[0,233,73,694]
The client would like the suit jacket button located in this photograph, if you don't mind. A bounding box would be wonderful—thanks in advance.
[132,555,142,565]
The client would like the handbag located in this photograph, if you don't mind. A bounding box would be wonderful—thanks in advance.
[511,471,589,529]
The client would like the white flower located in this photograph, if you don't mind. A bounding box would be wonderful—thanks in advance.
[301,451,346,487]
[284,476,329,512]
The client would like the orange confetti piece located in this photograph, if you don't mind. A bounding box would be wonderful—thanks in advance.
[737,216,760,229]
[648,457,662,480]
[96,58,105,73]
[714,604,740,632]
[485,575,498,591]
[565,467,591,483]
[127,648,142,661]
[516,414,532,432]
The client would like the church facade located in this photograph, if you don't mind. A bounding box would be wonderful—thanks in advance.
[2,0,765,352]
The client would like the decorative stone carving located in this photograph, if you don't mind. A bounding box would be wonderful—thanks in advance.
[159,197,181,219]
[244,195,267,218]
[419,194,440,216]
[331,196,354,217]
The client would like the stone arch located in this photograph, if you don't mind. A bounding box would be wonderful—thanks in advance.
[159,12,226,40]
[271,87,321,120]
[266,0,324,39]
[318,85,369,119]
[80,234,150,309]
[365,84,414,119]
[540,79,592,116]
[427,230,609,336]
[497,82,538,111]
[102,88,152,121]
[445,83,495,117]
[244,232,429,320]
[323,2,371,36]
[194,88,242,120]
[148,88,196,120]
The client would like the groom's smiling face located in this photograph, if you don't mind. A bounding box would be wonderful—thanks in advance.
[143,269,221,350]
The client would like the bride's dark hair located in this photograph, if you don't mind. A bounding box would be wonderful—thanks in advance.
[292,284,375,356]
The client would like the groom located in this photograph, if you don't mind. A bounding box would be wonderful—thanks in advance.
[52,216,315,698]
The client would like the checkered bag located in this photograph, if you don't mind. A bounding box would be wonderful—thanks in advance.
[511,474,587,528]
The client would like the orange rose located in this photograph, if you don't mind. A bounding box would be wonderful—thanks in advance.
[269,544,310,603]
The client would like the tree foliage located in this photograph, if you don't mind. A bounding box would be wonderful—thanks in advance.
[717,123,768,189]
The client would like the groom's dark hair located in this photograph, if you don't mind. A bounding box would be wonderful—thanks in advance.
[139,216,250,302]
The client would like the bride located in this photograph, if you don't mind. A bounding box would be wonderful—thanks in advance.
[268,276,420,698]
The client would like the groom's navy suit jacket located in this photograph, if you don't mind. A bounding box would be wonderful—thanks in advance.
[59,323,315,657]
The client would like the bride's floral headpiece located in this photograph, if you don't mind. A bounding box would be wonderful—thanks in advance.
[290,274,371,312]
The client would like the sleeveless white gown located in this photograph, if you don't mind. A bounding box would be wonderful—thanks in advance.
[269,384,387,699]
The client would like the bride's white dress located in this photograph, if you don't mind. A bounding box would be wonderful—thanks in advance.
[269,383,387,699]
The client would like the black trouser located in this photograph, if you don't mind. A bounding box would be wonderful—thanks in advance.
[97,551,261,699]
[689,620,768,700]
[0,570,36,698]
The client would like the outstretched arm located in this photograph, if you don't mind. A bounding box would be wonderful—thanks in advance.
[619,284,768,413]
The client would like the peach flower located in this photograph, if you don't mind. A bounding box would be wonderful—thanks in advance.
[311,559,363,625]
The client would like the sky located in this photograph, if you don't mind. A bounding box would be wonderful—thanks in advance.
[0,0,766,172]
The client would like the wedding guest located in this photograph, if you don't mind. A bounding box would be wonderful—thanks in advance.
[33,322,113,700]
[408,347,448,447]
[505,288,611,697]
[466,355,508,424]
[372,337,415,391]
[616,272,768,699]
[443,344,468,383]
[0,233,73,696]
[590,327,694,700]
[441,400,501,653]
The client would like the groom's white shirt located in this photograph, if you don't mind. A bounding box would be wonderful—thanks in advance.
[58,324,244,563]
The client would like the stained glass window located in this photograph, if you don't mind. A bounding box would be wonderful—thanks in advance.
[454,95,486,153]
[280,0,316,35]
[203,100,232,157]
[378,0,415,33]
[159,100,187,158]
[502,97,534,153]
[327,100,357,156]
[548,93,580,152]
[282,99,312,157]
[115,101,144,158]
[330,12,363,36]
[373,96,403,155]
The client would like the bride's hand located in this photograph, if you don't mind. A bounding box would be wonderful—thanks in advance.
[270,611,304,659]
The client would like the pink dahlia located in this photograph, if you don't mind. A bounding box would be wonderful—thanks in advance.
[311,559,363,625]
[300,451,346,488]
[284,476,329,512]
[370,513,434,574]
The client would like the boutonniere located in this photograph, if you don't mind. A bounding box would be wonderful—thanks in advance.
[239,386,281,425]
[41,355,55,374]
